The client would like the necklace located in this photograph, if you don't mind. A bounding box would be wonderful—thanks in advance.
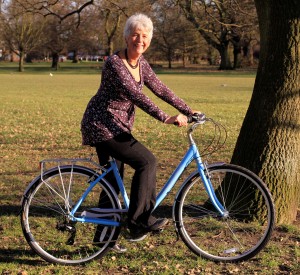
[125,49,139,69]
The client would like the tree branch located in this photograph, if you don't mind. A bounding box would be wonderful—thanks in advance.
[12,0,95,27]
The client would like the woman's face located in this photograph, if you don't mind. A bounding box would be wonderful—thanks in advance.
[126,28,151,56]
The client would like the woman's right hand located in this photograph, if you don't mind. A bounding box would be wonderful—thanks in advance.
[165,114,188,127]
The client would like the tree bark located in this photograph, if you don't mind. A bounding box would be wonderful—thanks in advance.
[231,0,300,224]
[72,50,79,63]
[232,44,241,69]
[104,10,121,57]
[51,52,59,70]
[107,39,114,56]
[18,51,24,72]
[217,42,232,70]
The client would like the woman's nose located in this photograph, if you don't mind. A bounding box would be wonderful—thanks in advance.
[136,34,143,42]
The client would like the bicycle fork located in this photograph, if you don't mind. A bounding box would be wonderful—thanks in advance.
[194,148,228,218]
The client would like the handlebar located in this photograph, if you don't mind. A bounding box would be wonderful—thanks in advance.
[186,113,227,156]
[173,113,206,126]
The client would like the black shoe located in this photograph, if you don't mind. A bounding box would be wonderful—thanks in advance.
[126,228,148,242]
[126,218,168,242]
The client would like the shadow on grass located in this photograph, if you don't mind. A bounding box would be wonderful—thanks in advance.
[0,204,174,218]
[0,205,21,216]
[0,248,45,265]
[154,205,173,219]
[0,204,175,267]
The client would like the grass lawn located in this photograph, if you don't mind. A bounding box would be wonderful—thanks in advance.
[0,63,299,274]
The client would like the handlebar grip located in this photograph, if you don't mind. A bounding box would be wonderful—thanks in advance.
[188,113,206,123]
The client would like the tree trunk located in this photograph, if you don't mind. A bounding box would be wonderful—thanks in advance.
[167,48,172,69]
[231,35,242,69]
[182,53,186,68]
[18,51,24,72]
[168,58,172,69]
[248,45,254,66]
[72,50,79,63]
[231,0,300,224]
[107,39,113,56]
[51,52,59,70]
[217,42,232,70]
[233,45,241,69]
[242,41,254,66]
[104,10,121,57]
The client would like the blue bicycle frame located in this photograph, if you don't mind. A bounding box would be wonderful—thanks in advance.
[69,142,226,227]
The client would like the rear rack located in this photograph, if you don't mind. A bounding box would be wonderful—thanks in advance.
[39,157,106,179]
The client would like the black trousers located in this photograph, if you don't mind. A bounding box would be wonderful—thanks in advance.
[95,132,157,228]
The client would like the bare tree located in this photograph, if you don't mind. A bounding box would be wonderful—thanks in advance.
[7,0,95,26]
[177,0,257,70]
[151,2,203,68]
[97,6,122,56]
[228,0,258,68]
[43,16,68,70]
[1,1,46,71]
[34,1,100,68]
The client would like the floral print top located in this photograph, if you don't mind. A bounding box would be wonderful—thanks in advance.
[81,53,193,145]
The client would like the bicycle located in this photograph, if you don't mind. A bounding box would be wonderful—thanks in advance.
[20,114,275,265]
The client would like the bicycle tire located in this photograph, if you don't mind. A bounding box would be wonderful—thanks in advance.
[174,163,275,262]
[21,165,122,265]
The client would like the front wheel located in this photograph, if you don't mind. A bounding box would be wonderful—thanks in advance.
[174,164,275,262]
[21,165,121,265]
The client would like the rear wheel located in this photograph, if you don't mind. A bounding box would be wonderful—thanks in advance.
[175,164,275,262]
[21,165,121,265]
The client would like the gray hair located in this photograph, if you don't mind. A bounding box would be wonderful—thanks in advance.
[124,13,153,41]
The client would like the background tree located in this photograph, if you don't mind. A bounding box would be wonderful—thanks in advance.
[34,1,99,68]
[231,0,300,224]
[97,6,122,56]
[10,0,95,26]
[151,1,203,68]
[152,4,184,68]
[0,1,46,71]
[38,1,79,69]
[229,0,259,68]
[177,0,257,70]
[43,16,68,70]
[64,6,98,63]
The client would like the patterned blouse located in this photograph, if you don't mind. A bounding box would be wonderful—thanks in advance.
[81,53,193,146]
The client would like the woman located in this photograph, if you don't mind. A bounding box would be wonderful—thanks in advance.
[81,13,196,244]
